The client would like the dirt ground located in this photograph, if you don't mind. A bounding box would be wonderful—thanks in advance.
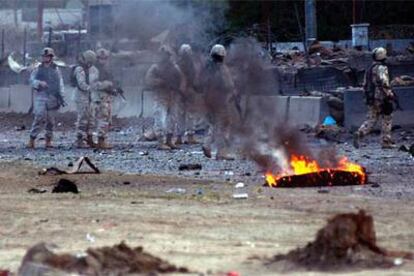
[0,113,414,275]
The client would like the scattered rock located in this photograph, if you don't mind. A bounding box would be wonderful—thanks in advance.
[178,163,202,171]
[28,188,47,194]
[123,181,131,185]
[52,179,79,194]
[18,242,189,275]
[15,125,26,131]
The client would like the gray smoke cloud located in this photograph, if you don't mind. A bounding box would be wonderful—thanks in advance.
[114,0,228,51]
[112,1,338,174]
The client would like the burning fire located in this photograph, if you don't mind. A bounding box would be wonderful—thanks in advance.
[265,155,366,187]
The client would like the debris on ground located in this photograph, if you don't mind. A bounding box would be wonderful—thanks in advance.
[267,210,413,271]
[52,179,79,194]
[27,188,47,194]
[14,125,26,131]
[166,188,186,194]
[178,163,202,171]
[18,241,189,275]
[233,193,248,199]
[315,125,345,142]
[39,156,100,175]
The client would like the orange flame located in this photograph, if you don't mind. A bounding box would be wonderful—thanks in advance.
[266,155,366,187]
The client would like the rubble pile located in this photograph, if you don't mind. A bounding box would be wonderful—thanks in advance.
[19,242,189,275]
[268,210,413,271]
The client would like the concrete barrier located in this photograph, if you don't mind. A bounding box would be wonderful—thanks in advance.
[344,87,414,130]
[0,87,10,110]
[9,85,32,113]
[287,96,329,128]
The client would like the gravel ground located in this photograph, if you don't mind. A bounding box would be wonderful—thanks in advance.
[0,113,413,201]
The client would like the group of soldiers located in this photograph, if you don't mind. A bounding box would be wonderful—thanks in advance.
[26,43,239,160]
[25,43,396,156]
[28,46,116,149]
[144,43,238,160]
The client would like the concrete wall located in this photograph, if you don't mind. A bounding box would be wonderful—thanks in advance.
[0,85,329,128]
[344,87,414,130]
[274,39,413,53]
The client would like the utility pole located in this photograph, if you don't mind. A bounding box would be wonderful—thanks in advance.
[37,0,44,41]
[304,0,317,44]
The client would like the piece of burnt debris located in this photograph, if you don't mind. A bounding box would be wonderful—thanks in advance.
[178,164,203,171]
[52,179,79,194]
[18,241,190,275]
[267,210,413,271]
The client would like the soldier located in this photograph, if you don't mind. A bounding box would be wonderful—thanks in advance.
[145,45,185,150]
[27,47,65,149]
[73,50,99,148]
[176,44,200,145]
[353,47,396,149]
[201,44,238,160]
[92,48,116,149]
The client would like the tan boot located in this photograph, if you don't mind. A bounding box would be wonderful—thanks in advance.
[86,134,96,148]
[175,135,183,145]
[97,137,112,149]
[45,137,53,148]
[185,134,198,144]
[166,134,179,150]
[27,137,35,149]
[75,136,88,148]
[158,143,172,150]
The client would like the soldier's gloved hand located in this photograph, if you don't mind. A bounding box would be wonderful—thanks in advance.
[39,81,48,88]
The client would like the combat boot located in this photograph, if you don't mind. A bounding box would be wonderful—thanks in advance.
[166,134,179,150]
[97,137,112,150]
[381,140,396,149]
[86,134,96,148]
[27,137,35,149]
[75,136,88,148]
[202,145,212,158]
[175,135,183,145]
[45,137,53,148]
[185,134,198,144]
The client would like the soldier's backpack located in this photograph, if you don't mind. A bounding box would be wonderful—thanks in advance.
[70,65,89,92]
[363,64,376,106]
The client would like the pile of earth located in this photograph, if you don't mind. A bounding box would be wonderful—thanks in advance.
[267,210,413,272]
[19,241,189,275]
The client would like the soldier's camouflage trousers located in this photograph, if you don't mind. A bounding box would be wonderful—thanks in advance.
[75,99,93,139]
[29,97,57,139]
[92,99,112,139]
[358,104,393,144]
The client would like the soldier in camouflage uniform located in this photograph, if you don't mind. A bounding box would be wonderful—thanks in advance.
[73,50,99,148]
[176,44,200,145]
[27,47,65,149]
[353,47,396,149]
[201,44,238,160]
[92,48,116,149]
[145,45,185,150]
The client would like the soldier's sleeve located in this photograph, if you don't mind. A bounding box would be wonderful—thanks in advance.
[223,66,236,94]
[29,66,41,89]
[75,66,90,92]
[378,65,393,97]
[145,65,163,88]
[56,67,64,94]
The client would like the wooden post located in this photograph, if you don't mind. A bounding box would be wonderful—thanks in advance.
[37,0,44,41]
[23,28,27,66]
[1,29,4,60]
